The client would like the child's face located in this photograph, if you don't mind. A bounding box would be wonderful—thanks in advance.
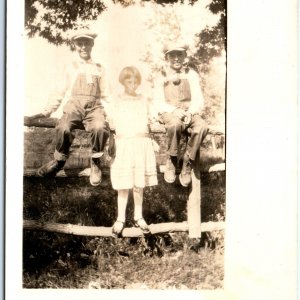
[73,38,94,61]
[166,51,186,71]
[123,77,139,95]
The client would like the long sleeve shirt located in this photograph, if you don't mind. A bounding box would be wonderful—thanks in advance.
[42,57,111,117]
[152,67,205,115]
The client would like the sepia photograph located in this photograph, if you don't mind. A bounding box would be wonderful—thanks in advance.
[6,0,297,299]
[22,0,226,290]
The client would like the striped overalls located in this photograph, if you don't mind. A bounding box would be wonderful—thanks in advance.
[54,62,109,161]
[160,72,208,161]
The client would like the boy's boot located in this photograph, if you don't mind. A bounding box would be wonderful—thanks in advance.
[90,157,102,186]
[179,153,192,187]
[36,160,65,177]
[164,156,176,183]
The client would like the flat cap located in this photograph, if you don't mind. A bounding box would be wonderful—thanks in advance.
[71,29,97,41]
[164,43,189,55]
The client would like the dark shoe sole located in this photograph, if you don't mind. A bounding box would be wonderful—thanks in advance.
[36,168,60,177]
[36,160,65,177]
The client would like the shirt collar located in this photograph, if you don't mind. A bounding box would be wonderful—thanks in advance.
[165,65,186,75]
[76,57,94,64]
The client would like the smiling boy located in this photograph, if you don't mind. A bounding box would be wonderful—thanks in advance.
[31,30,110,186]
[153,43,209,186]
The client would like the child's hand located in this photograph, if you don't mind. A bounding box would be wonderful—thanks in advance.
[183,113,192,125]
[148,116,159,124]
[173,108,186,120]
[107,117,115,131]
[152,139,160,152]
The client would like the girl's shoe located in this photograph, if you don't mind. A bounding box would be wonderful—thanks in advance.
[112,220,125,238]
[134,218,150,234]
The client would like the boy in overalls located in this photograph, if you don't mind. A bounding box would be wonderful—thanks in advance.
[153,44,209,186]
[32,30,110,186]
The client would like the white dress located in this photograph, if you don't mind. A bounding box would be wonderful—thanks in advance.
[110,94,158,190]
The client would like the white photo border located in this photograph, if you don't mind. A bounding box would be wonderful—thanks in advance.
[6,0,297,299]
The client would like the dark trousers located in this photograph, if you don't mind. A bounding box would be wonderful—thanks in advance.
[159,112,208,161]
[54,100,109,161]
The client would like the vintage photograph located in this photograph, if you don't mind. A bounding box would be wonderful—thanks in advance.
[23,0,226,289]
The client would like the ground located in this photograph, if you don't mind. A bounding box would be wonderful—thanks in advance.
[23,166,225,289]
[23,231,224,289]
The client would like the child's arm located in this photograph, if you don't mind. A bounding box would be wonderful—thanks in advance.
[98,65,112,112]
[151,138,160,153]
[41,64,70,117]
[146,99,160,152]
[106,98,116,131]
[187,70,205,116]
[146,97,159,123]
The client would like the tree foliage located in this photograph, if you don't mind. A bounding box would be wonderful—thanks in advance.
[195,0,226,68]
[25,0,226,49]
[25,0,107,45]
[139,0,225,76]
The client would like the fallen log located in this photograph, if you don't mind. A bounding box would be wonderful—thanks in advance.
[23,219,225,237]
[24,116,58,128]
[23,117,225,172]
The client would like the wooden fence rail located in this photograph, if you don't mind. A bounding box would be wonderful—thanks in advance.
[23,220,225,237]
[24,116,225,136]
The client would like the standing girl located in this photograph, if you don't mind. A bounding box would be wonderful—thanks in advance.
[110,66,158,237]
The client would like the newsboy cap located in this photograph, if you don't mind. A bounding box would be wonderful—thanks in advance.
[164,43,189,55]
[71,29,97,41]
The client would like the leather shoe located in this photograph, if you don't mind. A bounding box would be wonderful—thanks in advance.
[90,157,102,186]
[36,160,65,177]
[179,154,192,187]
[164,156,176,183]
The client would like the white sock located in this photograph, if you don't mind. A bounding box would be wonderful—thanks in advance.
[133,187,144,220]
[117,189,129,222]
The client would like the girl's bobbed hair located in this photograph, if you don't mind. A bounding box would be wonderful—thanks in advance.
[119,66,142,85]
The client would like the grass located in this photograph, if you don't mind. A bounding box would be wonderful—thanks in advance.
[23,169,225,290]
[23,231,224,289]
[23,144,225,290]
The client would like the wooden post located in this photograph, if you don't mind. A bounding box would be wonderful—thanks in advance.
[187,169,201,238]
